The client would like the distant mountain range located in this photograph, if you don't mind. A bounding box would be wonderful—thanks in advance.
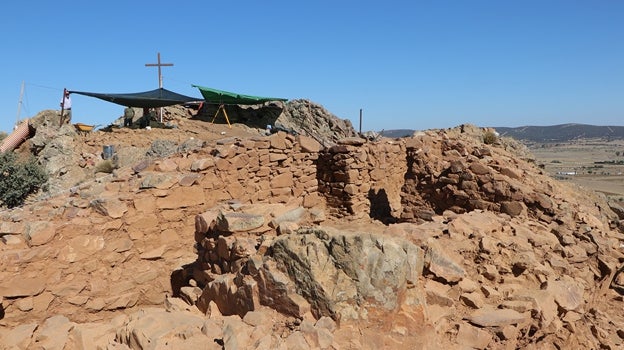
[379,129,416,138]
[493,124,624,142]
[379,124,624,143]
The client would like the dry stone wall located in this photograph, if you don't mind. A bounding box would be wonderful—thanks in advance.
[172,125,581,226]
[398,129,575,222]
[186,132,324,209]
[188,133,409,223]
[317,137,407,221]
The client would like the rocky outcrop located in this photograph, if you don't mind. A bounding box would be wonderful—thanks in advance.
[277,99,358,146]
[188,98,358,147]
[192,219,424,322]
[269,228,423,320]
[2,120,624,349]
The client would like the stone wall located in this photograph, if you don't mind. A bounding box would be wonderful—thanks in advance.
[317,138,407,221]
[186,130,546,225]
[398,130,562,222]
[187,132,324,209]
[187,133,409,223]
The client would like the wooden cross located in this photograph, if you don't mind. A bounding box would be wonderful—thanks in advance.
[145,52,173,88]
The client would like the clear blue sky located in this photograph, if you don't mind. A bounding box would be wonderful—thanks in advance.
[1,1,623,134]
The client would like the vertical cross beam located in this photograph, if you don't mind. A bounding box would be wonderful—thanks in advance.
[145,52,174,122]
[145,52,173,88]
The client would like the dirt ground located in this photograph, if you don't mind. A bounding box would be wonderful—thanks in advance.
[90,118,263,148]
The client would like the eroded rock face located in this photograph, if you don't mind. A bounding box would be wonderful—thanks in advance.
[190,98,358,147]
[268,228,424,320]
[191,213,424,323]
[277,99,358,147]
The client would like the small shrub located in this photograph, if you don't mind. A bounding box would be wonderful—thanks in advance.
[0,152,48,208]
[94,159,115,173]
[483,130,498,145]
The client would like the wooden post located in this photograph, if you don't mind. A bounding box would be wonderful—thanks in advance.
[145,52,173,122]
[145,52,173,89]
[15,81,24,129]
[211,105,232,128]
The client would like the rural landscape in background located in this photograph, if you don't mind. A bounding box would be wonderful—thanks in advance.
[497,124,624,202]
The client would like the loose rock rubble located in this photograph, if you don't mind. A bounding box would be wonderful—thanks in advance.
[1,106,624,349]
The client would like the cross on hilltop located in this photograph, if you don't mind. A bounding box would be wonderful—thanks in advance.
[145,52,173,89]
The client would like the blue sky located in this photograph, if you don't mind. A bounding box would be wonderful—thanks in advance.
[1,1,623,134]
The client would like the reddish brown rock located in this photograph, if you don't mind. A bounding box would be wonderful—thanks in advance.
[216,212,265,233]
[456,322,492,349]
[466,308,530,327]
[298,135,322,153]
[156,186,205,209]
[0,276,45,298]
[195,210,219,235]
[154,159,178,172]
[24,221,57,246]
[1,119,623,350]
[500,201,526,217]
[90,197,128,218]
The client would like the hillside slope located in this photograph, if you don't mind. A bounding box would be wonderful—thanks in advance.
[1,113,624,349]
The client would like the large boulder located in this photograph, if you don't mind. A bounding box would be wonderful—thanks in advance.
[265,227,424,321]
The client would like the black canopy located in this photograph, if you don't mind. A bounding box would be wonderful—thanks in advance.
[69,88,202,108]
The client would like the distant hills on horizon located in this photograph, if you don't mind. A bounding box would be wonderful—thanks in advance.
[379,123,624,143]
[493,124,624,142]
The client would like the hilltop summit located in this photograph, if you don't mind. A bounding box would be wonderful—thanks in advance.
[1,104,624,349]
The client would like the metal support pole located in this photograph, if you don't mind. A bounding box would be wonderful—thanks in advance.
[359,108,362,134]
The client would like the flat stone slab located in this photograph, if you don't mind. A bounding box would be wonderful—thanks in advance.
[465,308,530,327]
[216,212,265,233]
[0,276,45,298]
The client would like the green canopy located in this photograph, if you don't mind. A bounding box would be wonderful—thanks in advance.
[192,85,287,105]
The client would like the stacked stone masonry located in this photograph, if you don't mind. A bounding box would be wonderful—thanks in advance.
[188,133,410,222]
[168,130,547,226]
[188,132,323,209]
[317,137,407,221]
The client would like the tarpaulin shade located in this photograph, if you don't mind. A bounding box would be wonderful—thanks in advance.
[192,85,287,105]
[69,88,201,108]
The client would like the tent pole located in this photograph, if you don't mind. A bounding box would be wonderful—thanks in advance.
[359,108,362,134]
[221,106,232,128]
[16,81,24,128]
[211,106,220,124]
[210,105,232,128]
